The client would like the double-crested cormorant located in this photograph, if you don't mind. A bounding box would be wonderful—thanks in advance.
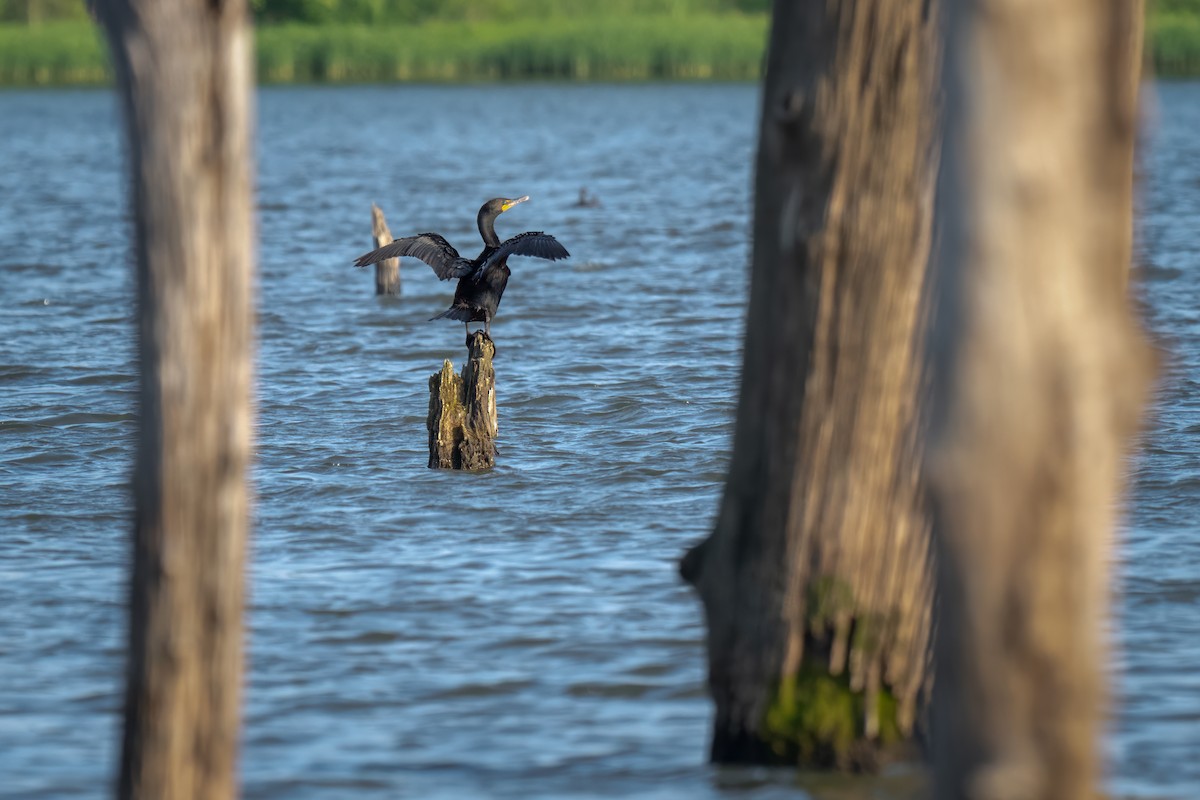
[354,196,569,336]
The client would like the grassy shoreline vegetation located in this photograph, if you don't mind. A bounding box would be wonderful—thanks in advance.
[0,15,768,86]
[258,15,768,82]
[1152,11,1200,76]
[1,5,1199,86]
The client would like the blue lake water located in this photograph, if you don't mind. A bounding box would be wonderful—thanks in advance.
[0,82,1197,799]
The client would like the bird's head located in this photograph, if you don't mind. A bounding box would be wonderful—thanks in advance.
[483,196,530,217]
[477,196,530,244]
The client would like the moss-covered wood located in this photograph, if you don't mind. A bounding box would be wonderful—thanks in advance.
[371,202,401,296]
[427,332,497,470]
[681,0,940,771]
[763,659,904,771]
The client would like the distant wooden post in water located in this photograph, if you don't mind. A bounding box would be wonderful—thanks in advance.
[427,332,497,470]
[371,202,401,296]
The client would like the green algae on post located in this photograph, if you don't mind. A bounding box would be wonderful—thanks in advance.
[763,661,902,771]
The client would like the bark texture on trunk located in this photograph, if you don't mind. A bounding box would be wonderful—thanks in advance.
[94,2,255,798]
[371,202,401,296]
[682,0,940,769]
[928,0,1151,797]
[428,332,497,470]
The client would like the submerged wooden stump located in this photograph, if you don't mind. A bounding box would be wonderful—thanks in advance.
[427,332,497,470]
[371,202,401,296]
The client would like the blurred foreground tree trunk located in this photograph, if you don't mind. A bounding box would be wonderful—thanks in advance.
[682,0,940,768]
[927,0,1150,798]
[94,1,255,798]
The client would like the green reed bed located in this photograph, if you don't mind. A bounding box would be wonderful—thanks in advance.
[2,11,1200,87]
[0,22,108,86]
[254,16,768,83]
[0,15,766,86]
[1151,13,1200,76]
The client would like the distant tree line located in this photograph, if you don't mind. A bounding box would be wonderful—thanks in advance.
[0,0,771,24]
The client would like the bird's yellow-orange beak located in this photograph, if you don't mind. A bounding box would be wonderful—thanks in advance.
[500,195,530,213]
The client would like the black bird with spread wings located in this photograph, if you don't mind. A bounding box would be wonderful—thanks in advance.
[354,196,569,336]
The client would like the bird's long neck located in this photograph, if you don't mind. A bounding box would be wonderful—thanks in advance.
[477,208,501,247]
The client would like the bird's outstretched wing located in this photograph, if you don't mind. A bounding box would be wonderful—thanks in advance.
[475,231,570,277]
[354,233,474,280]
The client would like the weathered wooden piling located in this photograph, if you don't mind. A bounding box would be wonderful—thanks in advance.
[927,0,1151,796]
[427,332,497,470]
[95,0,254,797]
[680,0,938,771]
[371,202,401,296]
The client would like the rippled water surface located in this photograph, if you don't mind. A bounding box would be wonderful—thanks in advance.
[1,82,1197,799]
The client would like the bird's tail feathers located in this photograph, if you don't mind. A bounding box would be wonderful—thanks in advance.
[430,305,473,322]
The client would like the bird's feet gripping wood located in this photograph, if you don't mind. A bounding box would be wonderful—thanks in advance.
[466,329,496,356]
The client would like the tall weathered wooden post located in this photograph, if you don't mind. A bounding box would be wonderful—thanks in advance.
[93,0,255,798]
[928,0,1151,797]
[371,203,401,296]
[681,0,940,769]
[427,332,497,470]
